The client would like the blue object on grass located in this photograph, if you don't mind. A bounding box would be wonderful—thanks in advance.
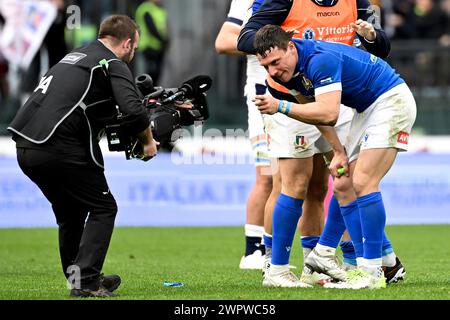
[163,282,184,287]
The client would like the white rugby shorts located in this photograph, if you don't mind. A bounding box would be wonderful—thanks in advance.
[264,105,353,159]
[345,83,417,163]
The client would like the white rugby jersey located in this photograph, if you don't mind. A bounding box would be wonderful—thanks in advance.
[226,0,267,88]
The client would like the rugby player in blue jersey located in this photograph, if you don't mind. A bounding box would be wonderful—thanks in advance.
[253,25,416,289]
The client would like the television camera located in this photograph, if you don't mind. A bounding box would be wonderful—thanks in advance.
[105,74,212,161]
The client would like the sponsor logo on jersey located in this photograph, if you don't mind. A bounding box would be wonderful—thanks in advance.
[320,77,333,85]
[397,131,409,145]
[364,133,369,142]
[353,37,362,47]
[302,27,316,40]
[316,24,353,37]
[370,54,378,64]
[267,133,272,148]
[317,11,341,17]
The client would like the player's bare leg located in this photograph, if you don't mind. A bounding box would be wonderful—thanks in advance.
[240,135,273,270]
[264,158,313,287]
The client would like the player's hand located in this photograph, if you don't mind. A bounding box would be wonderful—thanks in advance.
[350,19,376,41]
[141,139,160,161]
[253,95,279,115]
[175,100,193,109]
[329,149,349,178]
[285,28,300,35]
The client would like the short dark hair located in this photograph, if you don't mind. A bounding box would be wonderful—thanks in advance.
[98,15,140,45]
[253,25,295,58]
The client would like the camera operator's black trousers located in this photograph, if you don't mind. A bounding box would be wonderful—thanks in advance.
[17,148,118,290]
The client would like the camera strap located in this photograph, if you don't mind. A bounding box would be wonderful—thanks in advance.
[99,59,123,119]
[99,58,110,78]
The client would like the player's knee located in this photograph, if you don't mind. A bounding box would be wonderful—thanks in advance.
[256,171,273,191]
[333,177,353,198]
[281,176,309,198]
[352,173,373,197]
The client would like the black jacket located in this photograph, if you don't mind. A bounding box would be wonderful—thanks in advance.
[9,40,149,168]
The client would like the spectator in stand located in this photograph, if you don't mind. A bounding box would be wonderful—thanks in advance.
[135,0,169,85]
[440,0,450,46]
[410,0,448,39]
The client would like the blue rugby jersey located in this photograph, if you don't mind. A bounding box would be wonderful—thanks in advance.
[285,39,404,112]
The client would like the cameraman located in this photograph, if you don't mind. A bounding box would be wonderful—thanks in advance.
[8,15,157,297]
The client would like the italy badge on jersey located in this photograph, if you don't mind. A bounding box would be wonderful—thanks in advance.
[294,134,306,150]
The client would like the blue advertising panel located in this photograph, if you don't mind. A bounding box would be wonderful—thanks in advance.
[1,153,449,227]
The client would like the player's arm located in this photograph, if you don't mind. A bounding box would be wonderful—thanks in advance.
[254,90,341,126]
[237,0,292,54]
[216,0,253,55]
[215,21,243,55]
[255,52,342,125]
[354,0,391,58]
[316,125,349,177]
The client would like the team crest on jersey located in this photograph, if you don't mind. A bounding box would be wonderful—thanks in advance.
[303,27,316,40]
[294,134,306,149]
[301,74,314,91]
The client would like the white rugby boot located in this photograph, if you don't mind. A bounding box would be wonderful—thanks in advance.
[239,250,264,270]
[304,248,347,282]
[263,265,312,288]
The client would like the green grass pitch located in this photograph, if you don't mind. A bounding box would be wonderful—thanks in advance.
[0,225,449,300]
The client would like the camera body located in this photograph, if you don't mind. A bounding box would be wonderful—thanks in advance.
[105,74,211,160]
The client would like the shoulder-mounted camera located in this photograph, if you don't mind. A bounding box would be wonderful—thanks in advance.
[105,74,212,160]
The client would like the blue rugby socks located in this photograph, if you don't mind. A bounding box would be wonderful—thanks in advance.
[263,233,272,250]
[340,199,364,265]
[301,236,320,259]
[318,195,347,249]
[272,193,303,266]
[340,241,357,267]
[358,192,386,269]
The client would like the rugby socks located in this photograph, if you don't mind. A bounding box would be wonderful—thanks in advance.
[318,195,346,249]
[272,193,303,266]
[263,233,272,249]
[340,200,364,265]
[263,233,273,266]
[244,224,265,256]
[357,192,385,267]
[340,241,357,267]
[381,233,397,267]
[301,236,320,259]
